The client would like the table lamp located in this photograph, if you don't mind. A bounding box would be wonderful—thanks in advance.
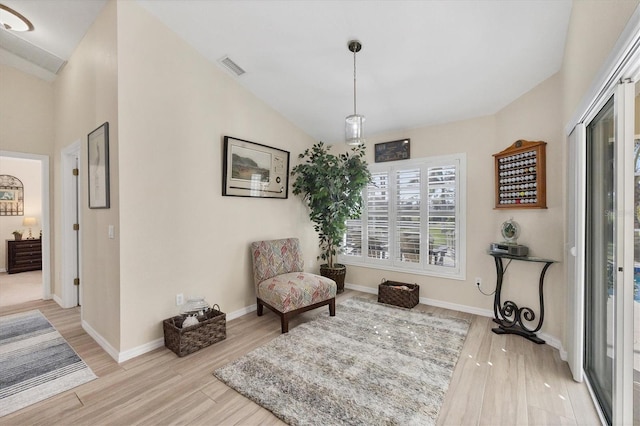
[22,217,37,239]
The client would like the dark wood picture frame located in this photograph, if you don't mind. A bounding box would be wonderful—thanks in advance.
[222,136,289,199]
[374,139,410,163]
[493,139,547,209]
[88,122,110,209]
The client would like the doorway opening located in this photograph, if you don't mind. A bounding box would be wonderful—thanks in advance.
[0,151,51,306]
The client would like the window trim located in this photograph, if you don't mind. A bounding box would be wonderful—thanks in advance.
[338,153,466,280]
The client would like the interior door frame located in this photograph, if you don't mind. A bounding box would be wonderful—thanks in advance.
[61,140,81,309]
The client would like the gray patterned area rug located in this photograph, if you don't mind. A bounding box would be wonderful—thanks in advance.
[214,297,470,425]
[0,310,97,417]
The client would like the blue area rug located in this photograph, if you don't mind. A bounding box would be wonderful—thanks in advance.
[0,310,96,417]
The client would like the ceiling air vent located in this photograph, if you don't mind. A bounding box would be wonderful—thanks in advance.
[218,56,246,77]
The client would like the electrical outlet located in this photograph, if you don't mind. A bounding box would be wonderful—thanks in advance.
[176,293,184,306]
[475,277,482,286]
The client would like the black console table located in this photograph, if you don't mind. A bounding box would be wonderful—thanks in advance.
[488,252,555,344]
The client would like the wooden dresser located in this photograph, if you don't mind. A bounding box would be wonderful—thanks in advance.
[7,239,42,274]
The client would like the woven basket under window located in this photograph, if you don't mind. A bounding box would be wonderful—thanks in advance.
[377,280,419,309]
[163,305,226,357]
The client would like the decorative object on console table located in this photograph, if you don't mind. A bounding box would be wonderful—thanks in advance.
[7,238,42,273]
[222,136,290,199]
[378,279,419,308]
[489,218,529,256]
[88,122,110,209]
[488,252,555,344]
[493,139,547,209]
[163,304,226,357]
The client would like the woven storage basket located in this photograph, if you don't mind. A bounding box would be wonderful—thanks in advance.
[378,280,419,308]
[163,305,226,357]
[320,264,346,293]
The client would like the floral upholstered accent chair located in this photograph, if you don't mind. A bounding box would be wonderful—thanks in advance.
[250,238,336,333]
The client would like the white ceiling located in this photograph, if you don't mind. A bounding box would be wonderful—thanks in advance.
[1,0,572,143]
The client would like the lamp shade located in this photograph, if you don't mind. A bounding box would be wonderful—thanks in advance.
[345,114,365,146]
[22,217,37,227]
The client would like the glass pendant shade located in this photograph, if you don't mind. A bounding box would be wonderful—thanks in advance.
[345,114,365,146]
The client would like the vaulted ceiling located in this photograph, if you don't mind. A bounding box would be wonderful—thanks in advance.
[1,0,572,143]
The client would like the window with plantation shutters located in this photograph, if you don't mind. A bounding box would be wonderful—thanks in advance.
[367,172,390,260]
[340,153,466,280]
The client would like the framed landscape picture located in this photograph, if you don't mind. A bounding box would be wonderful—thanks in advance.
[222,136,289,199]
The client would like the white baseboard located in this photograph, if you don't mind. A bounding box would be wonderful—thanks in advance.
[118,338,165,363]
[87,284,565,363]
[83,303,261,364]
[53,294,64,308]
[227,303,257,320]
[82,319,121,363]
[0,268,6,273]
[344,282,566,355]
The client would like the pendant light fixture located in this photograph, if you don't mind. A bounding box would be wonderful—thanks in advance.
[345,40,364,146]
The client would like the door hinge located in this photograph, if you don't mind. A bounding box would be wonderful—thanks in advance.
[73,278,80,286]
[73,223,79,231]
[72,168,79,176]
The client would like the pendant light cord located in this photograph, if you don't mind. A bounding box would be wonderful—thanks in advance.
[353,48,357,115]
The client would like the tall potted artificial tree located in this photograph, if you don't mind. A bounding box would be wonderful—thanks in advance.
[291,141,371,292]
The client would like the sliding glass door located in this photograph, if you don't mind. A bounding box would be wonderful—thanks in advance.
[585,97,615,423]
[583,81,636,425]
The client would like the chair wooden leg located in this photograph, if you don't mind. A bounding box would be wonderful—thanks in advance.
[281,315,289,333]
[257,298,264,316]
[329,298,336,316]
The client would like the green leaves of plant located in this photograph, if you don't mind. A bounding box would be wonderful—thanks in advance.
[291,142,372,268]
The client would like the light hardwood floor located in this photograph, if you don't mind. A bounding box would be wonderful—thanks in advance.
[0,290,600,425]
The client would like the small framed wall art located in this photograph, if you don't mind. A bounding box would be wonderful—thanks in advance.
[374,139,410,163]
[493,139,547,209]
[223,136,289,199]
[0,174,24,216]
[88,122,110,209]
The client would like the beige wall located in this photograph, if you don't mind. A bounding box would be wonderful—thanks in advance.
[0,157,42,270]
[495,73,565,340]
[562,0,639,123]
[0,64,53,282]
[0,65,54,155]
[116,1,316,351]
[53,0,120,347]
